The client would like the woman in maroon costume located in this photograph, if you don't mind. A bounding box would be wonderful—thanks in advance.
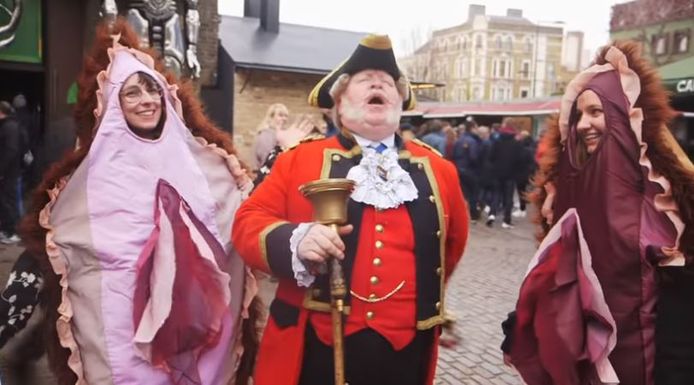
[503,41,694,385]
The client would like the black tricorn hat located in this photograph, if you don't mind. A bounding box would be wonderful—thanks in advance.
[308,34,416,111]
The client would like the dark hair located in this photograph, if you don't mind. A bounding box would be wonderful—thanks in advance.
[0,101,14,115]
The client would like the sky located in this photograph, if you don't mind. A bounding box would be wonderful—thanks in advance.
[218,0,629,57]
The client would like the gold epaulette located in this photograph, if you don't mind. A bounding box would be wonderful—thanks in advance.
[411,138,442,157]
[285,134,326,151]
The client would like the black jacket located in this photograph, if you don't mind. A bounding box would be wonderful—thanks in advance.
[0,116,22,179]
[489,132,523,181]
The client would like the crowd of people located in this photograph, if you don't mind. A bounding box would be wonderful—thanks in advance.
[415,117,538,229]
[0,16,692,385]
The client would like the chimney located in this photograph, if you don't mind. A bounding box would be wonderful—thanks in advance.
[260,0,280,33]
[244,0,260,18]
[468,4,486,20]
[506,9,523,18]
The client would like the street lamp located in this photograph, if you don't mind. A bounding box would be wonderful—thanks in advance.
[531,20,565,98]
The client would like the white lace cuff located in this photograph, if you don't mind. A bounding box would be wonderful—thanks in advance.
[290,222,316,287]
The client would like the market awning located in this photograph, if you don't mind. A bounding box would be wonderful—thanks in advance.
[658,56,694,97]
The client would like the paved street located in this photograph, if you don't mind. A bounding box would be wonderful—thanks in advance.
[435,216,537,385]
[0,212,538,385]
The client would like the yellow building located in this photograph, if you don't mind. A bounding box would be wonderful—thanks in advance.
[400,5,572,102]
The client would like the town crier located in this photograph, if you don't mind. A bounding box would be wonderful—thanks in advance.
[232,34,469,385]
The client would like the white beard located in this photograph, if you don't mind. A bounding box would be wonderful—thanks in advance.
[338,98,401,139]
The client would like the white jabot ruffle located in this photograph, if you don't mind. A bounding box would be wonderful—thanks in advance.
[290,223,317,287]
[346,147,418,210]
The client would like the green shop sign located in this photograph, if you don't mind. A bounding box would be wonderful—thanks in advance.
[0,0,42,64]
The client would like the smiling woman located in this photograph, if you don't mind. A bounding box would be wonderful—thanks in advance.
[119,71,165,139]
[574,89,606,165]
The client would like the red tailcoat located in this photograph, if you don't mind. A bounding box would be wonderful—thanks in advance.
[232,134,469,385]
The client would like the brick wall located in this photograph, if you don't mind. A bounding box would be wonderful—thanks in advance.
[232,68,326,167]
[197,0,219,87]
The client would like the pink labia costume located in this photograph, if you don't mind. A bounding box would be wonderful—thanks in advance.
[505,43,694,385]
[40,39,256,384]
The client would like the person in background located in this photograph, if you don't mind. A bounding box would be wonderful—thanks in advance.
[487,118,523,229]
[254,103,289,169]
[398,122,416,142]
[0,101,22,244]
[420,119,448,155]
[512,130,537,218]
[453,122,482,222]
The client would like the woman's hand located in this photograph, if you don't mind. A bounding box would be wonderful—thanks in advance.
[276,114,315,149]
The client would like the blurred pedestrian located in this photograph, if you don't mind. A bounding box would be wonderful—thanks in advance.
[452,122,482,221]
[254,103,289,169]
[487,117,523,228]
[399,122,416,142]
[420,119,448,155]
[0,101,22,244]
[512,130,536,218]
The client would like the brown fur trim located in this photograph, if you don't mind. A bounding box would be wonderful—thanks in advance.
[529,41,694,261]
[18,18,253,384]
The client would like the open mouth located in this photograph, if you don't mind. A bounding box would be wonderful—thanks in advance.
[368,96,385,105]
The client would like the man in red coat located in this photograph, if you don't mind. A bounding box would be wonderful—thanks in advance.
[232,34,469,385]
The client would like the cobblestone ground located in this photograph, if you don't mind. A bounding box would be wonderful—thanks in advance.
[435,215,537,385]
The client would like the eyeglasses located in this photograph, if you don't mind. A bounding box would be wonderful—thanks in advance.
[120,86,163,105]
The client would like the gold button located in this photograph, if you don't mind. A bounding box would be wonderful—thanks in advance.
[436,230,441,238]
[429,195,435,203]
[435,301,441,310]
[370,276,379,285]
[313,288,321,297]
[417,163,424,170]
[369,293,377,300]
[436,267,442,276]
[375,240,383,249]
[366,311,375,320]
[375,224,384,233]
[332,154,341,161]
[373,257,382,267]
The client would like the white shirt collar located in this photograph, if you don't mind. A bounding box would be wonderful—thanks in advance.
[351,133,396,150]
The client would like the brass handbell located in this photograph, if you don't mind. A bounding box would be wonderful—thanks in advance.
[299,178,355,385]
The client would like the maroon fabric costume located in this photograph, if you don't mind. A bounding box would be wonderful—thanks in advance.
[508,55,683,385]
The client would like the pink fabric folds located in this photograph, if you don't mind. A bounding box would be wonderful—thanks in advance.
[510,210,618,385]
[133,180,231,384]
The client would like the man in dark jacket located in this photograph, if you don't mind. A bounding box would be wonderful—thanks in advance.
[487,118,523,228]
[0,101,22,243]
[452,123,481,221]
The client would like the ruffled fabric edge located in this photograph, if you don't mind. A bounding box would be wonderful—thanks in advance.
[89,34,185,140]
[558,46,686,266]
[519,208,619,384]
[193,136,253,198]
[38,176,88,385]
[346,149,418,210]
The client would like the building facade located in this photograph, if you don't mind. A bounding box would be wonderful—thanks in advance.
[610,0,694,66]
[400,4,576,103]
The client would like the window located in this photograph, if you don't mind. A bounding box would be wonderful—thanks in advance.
[496,36,502,49]
[499,61,507,78]
[652,34,669,56]
[462,37,468,50]
[473,87,482,100]
[475,35,484,49]
[504,36,513,51]
[524,38,533,53]
[520,88,529,98]
[474,58,483,76]
[521,61,530,79]
[674,30,690,53]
